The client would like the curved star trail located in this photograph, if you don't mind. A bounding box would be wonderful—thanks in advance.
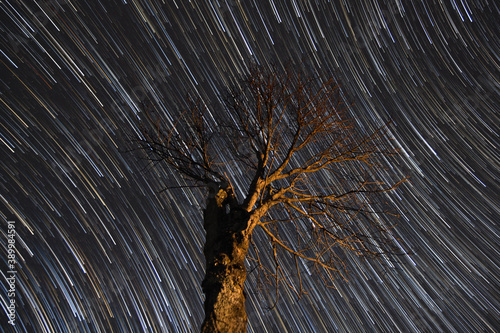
[0,0,498,332]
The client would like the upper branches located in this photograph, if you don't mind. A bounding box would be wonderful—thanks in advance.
[225,65,404,215]
[137,63,410,301]
[138,97,227,185]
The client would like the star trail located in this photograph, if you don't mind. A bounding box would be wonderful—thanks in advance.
[0,0,498,332]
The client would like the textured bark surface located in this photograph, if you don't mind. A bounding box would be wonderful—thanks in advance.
[201,187,250,333]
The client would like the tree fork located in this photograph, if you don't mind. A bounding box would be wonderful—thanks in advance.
[201,186,250,333]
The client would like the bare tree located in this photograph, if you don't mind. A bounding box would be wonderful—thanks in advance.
[138,64,409,332]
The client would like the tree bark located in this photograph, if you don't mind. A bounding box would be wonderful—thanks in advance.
[201,187,250,333]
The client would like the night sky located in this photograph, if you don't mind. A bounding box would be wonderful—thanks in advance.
[1,0,498,332]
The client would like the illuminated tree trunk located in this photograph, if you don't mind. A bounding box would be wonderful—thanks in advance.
[201,187,250,333]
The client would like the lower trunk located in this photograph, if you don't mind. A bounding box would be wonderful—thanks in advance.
[201,188,250,333]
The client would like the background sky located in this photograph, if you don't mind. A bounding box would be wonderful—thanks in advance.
[0,0,498,332]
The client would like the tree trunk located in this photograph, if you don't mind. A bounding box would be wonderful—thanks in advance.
[201,187,250,333]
